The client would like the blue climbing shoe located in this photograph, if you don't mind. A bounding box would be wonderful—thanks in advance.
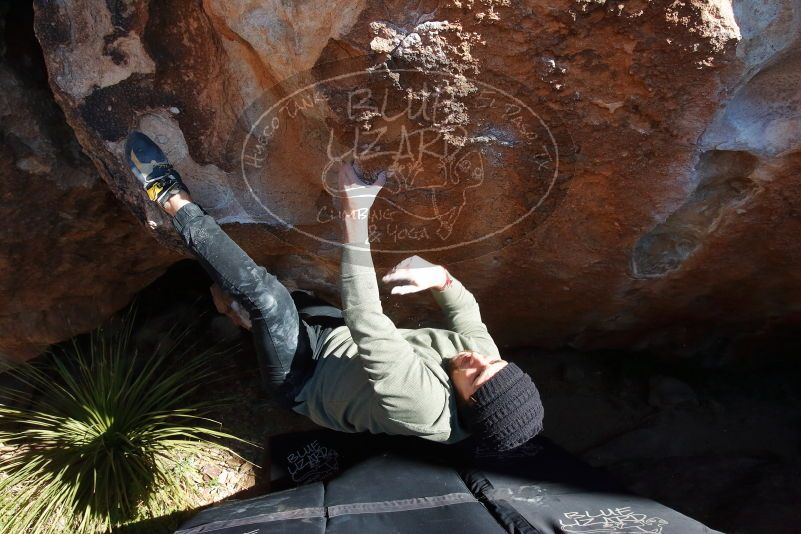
[124,131,189,205]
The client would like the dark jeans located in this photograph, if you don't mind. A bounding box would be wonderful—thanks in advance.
[172,203,343,406]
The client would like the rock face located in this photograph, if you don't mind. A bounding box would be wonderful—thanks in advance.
[15,0,801,358]
[0,3,176,360]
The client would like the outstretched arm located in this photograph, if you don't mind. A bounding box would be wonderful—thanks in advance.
[337,163,447,427]
[382,256,500,358]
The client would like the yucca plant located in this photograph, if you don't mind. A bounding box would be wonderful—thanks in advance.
[0,312,246,533]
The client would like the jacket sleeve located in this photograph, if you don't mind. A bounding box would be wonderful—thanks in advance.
[341,245,447,428]
[431,275,501,359]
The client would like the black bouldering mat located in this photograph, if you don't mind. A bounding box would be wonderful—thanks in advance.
[175,431,723,534]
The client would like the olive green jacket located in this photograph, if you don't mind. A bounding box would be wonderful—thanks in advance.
[293,246,500,443]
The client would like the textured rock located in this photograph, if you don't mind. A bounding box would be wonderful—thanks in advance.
[0,3,176,360]
[23,0,801,357]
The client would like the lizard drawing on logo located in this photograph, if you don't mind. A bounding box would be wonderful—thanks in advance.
[322,124,485,241]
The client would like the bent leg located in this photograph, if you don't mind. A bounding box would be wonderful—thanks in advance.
[171,203,312,401]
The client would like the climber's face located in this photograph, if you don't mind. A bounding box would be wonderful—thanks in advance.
[449,351,508,404]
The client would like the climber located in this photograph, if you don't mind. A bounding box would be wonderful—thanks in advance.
[124,131,543,452]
